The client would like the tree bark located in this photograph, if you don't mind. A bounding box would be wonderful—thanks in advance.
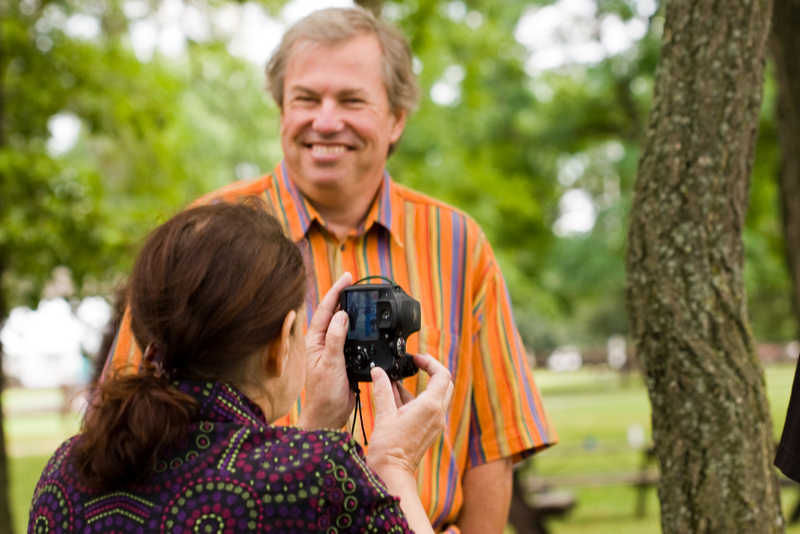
[0,9,14,533]
[771,0,800,340]
[626,1,782,533]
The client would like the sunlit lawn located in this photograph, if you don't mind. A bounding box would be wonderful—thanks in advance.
[8,363,800,534]
[517,361,800,534]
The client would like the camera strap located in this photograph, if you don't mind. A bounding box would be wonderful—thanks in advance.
[351,383,369,445]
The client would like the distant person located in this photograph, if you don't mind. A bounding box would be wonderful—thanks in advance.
[348,300,358,332]
[365,301,374,337]
[30,202,453,533]
[776,355,800,482]
[102,7,556,531]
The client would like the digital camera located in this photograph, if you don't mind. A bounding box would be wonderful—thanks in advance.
[340,282,421,382]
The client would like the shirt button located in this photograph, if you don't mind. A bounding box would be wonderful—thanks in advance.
[340,244,346,252]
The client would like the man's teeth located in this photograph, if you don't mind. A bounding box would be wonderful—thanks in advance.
[311,145,347,155]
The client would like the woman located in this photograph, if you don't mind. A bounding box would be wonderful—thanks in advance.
[29,202,453,534]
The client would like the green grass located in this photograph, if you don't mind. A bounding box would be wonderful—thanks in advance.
[7,363,800,533]
[11,455,51,534]
[521,362,800,533]
[5,387,80,534]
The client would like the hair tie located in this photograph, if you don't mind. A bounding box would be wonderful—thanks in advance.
[140,343,168,379]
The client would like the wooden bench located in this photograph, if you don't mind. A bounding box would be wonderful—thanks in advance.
[508,469,577,534]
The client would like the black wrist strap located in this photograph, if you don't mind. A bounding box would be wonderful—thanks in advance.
[351,383,369,446]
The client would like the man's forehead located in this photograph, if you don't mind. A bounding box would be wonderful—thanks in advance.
[282,34,389,99]
[287,33,382,66]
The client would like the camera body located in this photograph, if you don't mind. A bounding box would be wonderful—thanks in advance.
[340,283,421,382]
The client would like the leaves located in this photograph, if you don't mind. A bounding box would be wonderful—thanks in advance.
[1,0,790,351]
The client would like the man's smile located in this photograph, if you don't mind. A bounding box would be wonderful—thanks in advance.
[308,144,351,155]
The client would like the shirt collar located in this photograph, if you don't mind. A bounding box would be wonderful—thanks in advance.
[175,380,268,427]
[273,161,404,248]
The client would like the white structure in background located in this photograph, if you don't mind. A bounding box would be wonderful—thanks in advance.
[547,345,583,372]
[1,297,112,389]
[627,423,647,449]
[607,334,627,370]
[786,341,799,360]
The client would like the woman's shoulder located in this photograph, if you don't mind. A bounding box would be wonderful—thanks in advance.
[255,426,364,463]
[34,436,80,485]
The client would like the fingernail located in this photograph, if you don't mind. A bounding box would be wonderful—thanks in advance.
[335,311,348,325]
[370,367,380,380]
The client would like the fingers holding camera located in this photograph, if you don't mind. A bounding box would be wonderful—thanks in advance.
[298,274,356,430]
[368,353,453,472]
[306,272,352,351]
[407,353,454,416]
[367,356,452,534]
[394,381,416,407]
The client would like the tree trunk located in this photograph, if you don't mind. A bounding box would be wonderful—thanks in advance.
[771,0,800,340]
[354,0,382,17]
[626,1,782,533]
[0,11,14,534]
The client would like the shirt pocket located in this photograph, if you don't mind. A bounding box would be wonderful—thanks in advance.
[408,326,460,381]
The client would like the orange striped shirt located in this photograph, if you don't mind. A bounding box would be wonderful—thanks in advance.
[105,161,557,531]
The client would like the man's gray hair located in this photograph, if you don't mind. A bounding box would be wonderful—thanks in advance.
[266,7,420,114]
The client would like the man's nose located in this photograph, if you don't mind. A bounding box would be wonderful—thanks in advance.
[312,98,344,134]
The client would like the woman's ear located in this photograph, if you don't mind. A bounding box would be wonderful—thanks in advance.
[267,310,297,378]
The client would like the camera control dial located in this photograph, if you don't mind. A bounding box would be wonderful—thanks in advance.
[345,345,371,370]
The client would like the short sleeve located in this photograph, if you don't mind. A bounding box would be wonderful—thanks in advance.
[315,435,412,533]
[467,233,557,468]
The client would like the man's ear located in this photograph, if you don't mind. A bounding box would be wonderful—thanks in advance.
[266,310,297,378]
[389,108,407,144]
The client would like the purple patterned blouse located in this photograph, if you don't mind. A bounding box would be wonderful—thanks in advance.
[29,381,413,533]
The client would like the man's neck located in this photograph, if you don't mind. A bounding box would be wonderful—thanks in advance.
[297,179,384,242]
[307,193,376,241]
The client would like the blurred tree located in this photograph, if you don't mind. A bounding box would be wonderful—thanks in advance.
[0,11,11,534]
[0,1,278,528]
[355,0,383,16]
[626,0,782,532]
[379,0,667,352]
[771,0,800,341]
[745,69,793,343]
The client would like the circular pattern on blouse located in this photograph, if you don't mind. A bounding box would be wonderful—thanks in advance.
[30,482,73,534]
[160,478,263,533]
[28,383,413,534]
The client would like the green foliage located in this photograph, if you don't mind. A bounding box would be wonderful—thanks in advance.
[381,0,665,350]
[1,0,793,350]
[2,0,178,303]
[1,0,279,306]
[745,62,795,341]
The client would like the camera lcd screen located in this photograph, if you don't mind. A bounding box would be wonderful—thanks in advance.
[345,290,380,341]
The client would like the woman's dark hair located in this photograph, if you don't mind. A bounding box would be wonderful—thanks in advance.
[74,200,306,490]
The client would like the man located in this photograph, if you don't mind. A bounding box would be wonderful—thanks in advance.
[105,7,556,532]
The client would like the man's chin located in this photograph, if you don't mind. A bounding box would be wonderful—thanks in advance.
[295,169,353,195]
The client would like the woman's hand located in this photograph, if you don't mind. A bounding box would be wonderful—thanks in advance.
[296,272,356,430]
[366,353,453,534]
[367,352,454,477]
